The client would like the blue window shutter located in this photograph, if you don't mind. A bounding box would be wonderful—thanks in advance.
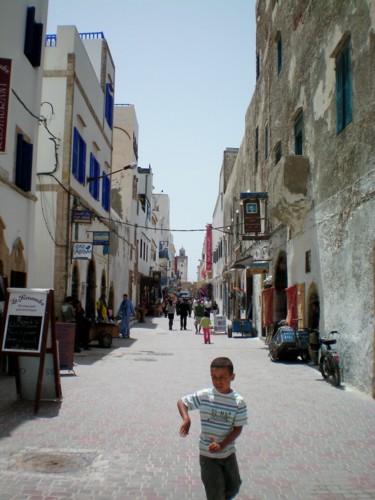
[23,7,43,68]
[336,39,352,133]
[102,176,110,211]
[15,134,33,192]
[30,22,43,67]
[72,128,79,179]
[89,153,95,196]
[336,53,344,133]
[78,138,86,184]
[277,37,282,75]
[24,7,35,58]
[105,83,113,128]
[343,42,352,126]
[89,155,100,200]
[23,141,33,191]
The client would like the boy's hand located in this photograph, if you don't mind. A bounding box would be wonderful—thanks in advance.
[208,436,222,453]
[179,419,191,437]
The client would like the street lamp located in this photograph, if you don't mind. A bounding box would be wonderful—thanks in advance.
[86,161,138,183]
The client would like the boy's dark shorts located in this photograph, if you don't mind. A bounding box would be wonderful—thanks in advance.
[199,453,242,499]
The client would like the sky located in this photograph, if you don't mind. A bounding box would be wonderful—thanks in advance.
[47,0,257,281]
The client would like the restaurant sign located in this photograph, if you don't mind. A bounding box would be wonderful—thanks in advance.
[243,198,261,233]
[0,58,12,153]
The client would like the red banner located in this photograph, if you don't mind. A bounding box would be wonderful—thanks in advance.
[206,224,212,272]
[286,285,298,328]
[0,58,12,153]
[262,287,274,327]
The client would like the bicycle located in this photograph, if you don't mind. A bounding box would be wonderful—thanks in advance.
[310,330,341,387]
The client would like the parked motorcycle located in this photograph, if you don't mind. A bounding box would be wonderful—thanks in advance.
[269,323,310,362]
[310,330,341,387]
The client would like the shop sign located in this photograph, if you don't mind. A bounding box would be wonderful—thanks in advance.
[0,58,12,153]
[72,243,93,260]
[250,261,269,274]
[93,231,109,245]
[243,198,261,233]
[71,209,92,224]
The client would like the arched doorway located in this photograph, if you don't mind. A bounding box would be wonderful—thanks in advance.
[100,271,107,297]
[86,260,96,319]
[108,282,115,316]
[274,252,288,324]
[307,283,320,364]
[307,283,320,330]
[71,263,80,301]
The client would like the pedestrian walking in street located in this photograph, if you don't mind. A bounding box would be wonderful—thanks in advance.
[178,298,190,330]
[177,357,248,500]
[199,315,214,344]
[211,300,219,335]
[204,297,212,317]
[194,300,205,334]
[116,294,136,338]
[166,299,176,330]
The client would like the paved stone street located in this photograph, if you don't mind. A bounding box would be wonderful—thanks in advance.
[0,316,374,499]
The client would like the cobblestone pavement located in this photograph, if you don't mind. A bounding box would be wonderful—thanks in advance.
[0,316,374,500]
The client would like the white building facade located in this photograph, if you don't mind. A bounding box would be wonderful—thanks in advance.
[34,26,116,318]
[0,1,49,298]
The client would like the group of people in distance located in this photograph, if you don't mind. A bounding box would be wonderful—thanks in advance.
[162,295,219,344]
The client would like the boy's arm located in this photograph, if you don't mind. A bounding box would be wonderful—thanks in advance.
[208,426,243,453]
[177,399,191,437]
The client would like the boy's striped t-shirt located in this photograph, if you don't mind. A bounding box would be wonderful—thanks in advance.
[182,387,248,458]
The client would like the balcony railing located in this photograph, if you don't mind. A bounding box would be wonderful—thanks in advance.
[45,31,105,47]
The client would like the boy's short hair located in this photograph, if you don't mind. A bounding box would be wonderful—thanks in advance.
[211,357,234,374]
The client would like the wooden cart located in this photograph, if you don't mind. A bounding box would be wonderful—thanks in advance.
[227,320,253,338]
[88,323,119,348]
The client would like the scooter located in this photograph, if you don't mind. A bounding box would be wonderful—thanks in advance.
[269,322,310,362]
[310,330,341,387]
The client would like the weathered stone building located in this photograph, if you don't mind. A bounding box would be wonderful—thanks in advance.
[216,0,374,396]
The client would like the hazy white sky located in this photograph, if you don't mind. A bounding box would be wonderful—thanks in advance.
[47,0,256,281]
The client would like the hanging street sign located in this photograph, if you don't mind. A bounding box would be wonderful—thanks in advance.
[93,231,110,245]
[72,243,93,260]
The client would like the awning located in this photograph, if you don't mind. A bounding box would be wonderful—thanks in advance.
[232,254,270,274]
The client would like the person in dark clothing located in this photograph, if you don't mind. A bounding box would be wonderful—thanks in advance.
[74,300,91,350]
[178,299,190,330]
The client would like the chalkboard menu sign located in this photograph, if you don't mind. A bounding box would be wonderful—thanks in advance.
[4,315,43,351]
[0,288,62,413]
[1,289,47,353]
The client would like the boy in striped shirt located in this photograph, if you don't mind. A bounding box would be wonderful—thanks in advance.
[178,357,248,499]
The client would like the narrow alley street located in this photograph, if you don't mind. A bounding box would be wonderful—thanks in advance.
[0,316,374,499]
